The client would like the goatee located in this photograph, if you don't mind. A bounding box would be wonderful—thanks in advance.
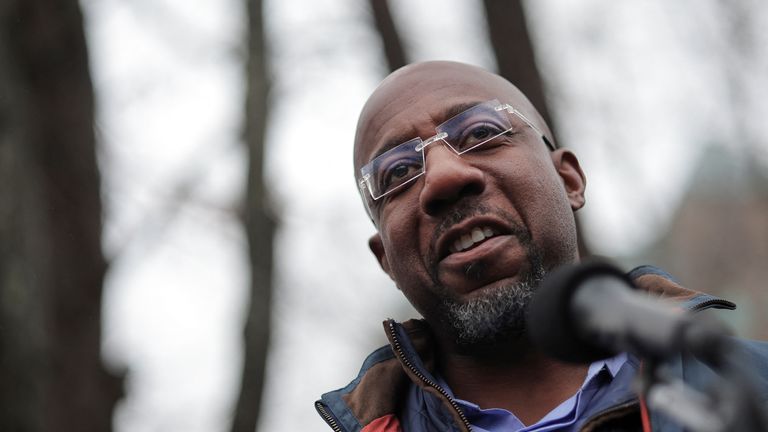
[441,255,545,349]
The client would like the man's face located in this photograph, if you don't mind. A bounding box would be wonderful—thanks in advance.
[354,62,586,346]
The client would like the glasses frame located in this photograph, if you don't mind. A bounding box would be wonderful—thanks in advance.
[358,100,556,218]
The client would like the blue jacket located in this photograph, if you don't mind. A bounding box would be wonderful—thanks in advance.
[316,266,768,431]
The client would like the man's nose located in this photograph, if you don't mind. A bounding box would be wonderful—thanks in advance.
[418,143,485,216]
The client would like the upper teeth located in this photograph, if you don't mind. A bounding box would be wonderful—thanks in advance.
[450,227,495,253]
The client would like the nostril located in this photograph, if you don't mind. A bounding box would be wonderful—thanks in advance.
[462,182,483,196]
[424,182,484,216]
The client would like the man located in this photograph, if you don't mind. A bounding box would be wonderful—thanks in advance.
[316,61,768,431]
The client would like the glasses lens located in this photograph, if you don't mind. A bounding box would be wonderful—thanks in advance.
[437,100,514,153]
[362,137,425,199]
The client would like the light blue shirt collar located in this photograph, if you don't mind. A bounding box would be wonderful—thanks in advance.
[435,353,629,432]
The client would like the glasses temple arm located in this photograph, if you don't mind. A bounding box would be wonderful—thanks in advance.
[497,103,557,151]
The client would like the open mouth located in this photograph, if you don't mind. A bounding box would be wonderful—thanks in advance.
[437,219,511,262]
[448,226,498,254]
[433,217,528,293]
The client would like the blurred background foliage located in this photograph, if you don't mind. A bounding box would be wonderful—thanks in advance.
[1,0,767,431]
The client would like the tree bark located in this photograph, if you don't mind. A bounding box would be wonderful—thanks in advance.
[230,0,275,430]
[483,0,591,257]
[368,0,407,72]
[482,0,551,127]
[0,1,121,431]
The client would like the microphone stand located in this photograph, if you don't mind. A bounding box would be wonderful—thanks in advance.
[633,315,768,432]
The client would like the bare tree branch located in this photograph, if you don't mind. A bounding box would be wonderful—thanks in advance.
[482,0,551,127]
[231,0,275,430]
[368,0,407,71]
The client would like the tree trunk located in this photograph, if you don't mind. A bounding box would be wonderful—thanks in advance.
[0,1,121,431]
[368,0,407,72]
[230,0,275,430]
[482,0,551,128]
[483,0,591,257]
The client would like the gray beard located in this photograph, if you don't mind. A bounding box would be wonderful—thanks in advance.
[424,201,548,349]
[440,255,545,349]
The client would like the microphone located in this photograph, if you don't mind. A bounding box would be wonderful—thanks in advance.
[528,261,768,431]
[527,261,706,363]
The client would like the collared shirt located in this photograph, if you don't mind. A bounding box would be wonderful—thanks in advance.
[435,353,628,432]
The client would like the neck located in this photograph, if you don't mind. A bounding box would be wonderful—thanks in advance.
[437,336,588,426]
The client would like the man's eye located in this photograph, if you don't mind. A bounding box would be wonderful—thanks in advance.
[459,123,506,149]
[391,164,410,179]
[471,126,494,140]
[380,161,419,192]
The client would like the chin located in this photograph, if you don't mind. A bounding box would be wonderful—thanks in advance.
[440,275,539,349]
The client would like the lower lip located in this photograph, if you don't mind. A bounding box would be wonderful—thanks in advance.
[441,235,511,267]
[436,234,527,295]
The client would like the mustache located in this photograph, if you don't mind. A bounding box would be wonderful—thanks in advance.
[425,200,532,281]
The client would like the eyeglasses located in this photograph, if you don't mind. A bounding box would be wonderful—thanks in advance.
[358,99,555,217]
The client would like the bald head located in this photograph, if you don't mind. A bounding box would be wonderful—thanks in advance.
[353,61,553,176]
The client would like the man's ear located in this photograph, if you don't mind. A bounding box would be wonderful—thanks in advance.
[369,233,395,281]
[551,149,586,211]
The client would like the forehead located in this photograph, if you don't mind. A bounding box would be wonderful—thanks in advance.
[353,63,537,172]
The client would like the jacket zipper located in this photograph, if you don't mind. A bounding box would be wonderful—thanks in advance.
[688,298,736,312]
[387,320,474,432]
[315,400,344,432]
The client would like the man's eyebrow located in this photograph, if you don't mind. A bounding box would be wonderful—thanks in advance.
[439,100,486,124]
[368,100,488,162]
[371,131,418,161]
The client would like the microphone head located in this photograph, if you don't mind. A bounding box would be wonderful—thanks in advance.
[527,260,631,363]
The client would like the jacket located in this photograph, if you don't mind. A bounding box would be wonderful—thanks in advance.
[316,266,768,431]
